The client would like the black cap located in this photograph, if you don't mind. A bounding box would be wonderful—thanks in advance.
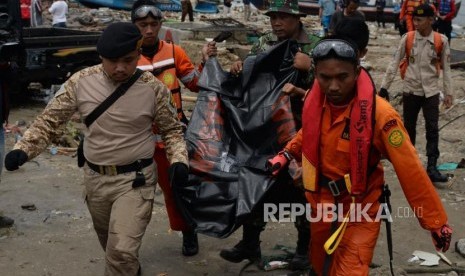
[413,4,435,17]
[97,22,143,58]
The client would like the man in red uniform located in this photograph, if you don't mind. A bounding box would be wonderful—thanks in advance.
[131,0,217,256]
[268,38,452,275]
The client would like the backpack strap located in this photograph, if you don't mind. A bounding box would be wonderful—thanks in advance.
[405,31,415,62]
[432,31,444,75]
[433,32,443,56]
[84,69,144,127]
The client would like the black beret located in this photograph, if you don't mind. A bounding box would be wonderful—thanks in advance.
[413,4,435,17]
[97,22,143,58]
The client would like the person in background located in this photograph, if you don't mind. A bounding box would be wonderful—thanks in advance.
[375,0,386,28]
[30,0,43,27]
[4,22,190,276]
[131,0,217,257]
[181,0,194,22]
[224,0,232,16]
[329,0,365,34]
[379,4,453,183]
[0,62,14,229]
[319,0,336,36]
[399,0,426,32]
[48,0,67,28]
[20,0,31,27]
[433,0,456,43]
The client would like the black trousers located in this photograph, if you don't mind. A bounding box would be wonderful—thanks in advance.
[402,93,440,159]
[433,18,452,43]
[243,174,310,254]
[181,1,194,22]
[376,9,385,27]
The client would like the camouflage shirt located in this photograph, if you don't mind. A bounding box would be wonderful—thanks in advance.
[250,28,321,89]
[15,65,188,166]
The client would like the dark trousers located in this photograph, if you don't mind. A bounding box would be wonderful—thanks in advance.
[52,22,67,28]
[376,9,385,27]
[243,174,310,254]
[402,93,440,159]
[433,18,452,43]
[181,1,194,22]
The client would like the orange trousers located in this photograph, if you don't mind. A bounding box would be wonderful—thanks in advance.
[154,145,190,231]
[306,192,381,276]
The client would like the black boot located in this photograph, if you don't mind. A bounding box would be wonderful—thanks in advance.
[182,230,199,256]
[427,157,448,183]
[289,225,310,270]
[0,216,14,228]
[219,224,262,263]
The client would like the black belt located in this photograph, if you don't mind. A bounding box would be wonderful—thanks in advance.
[87,158,153,176]
[319,175,347,197]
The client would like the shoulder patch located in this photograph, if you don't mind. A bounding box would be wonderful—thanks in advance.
[383,119,398,132]
[388,129,404,147]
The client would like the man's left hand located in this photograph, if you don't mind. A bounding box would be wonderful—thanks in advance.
[443,95,453,109]
[293,51,311,71]
[431,223,452,252]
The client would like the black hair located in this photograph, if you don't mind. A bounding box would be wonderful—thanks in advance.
[313,36,359,67]
[333,18,369,51]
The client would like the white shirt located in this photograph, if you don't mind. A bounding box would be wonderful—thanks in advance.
[48,0,67,25]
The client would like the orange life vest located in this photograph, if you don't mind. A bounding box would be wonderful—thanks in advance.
[406,0,424,14]
[137,40,184,121]
[399,31,443,79]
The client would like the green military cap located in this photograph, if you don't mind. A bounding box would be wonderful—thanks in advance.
[265,0,306,17]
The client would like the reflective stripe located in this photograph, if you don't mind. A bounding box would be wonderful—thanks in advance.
[180,69,199,84]
[153,134,163,143]
[137,64,154,71]
[153,58,175,69]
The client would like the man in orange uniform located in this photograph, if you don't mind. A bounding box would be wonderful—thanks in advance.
[400,0,426,32]
[268,38,452,275]
[131,0,217,256]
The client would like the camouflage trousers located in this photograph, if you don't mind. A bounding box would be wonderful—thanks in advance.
[83,163,157,276]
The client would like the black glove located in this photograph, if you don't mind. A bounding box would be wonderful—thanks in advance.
[379,88,390,102]
[169,162,189,187]
[5,149,28,171]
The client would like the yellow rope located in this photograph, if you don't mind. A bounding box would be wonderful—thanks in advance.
[324,174,354,255]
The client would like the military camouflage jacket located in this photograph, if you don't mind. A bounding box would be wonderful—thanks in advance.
[15,65,188,166]
[250,28,321,89]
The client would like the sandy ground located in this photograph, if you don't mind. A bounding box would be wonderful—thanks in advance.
[1,5,465,276]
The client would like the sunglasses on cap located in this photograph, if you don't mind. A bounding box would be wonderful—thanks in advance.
[312,39,358,61]
[133,5,163,20]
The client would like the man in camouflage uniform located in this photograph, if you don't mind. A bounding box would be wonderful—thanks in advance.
[5,22,189,276]
[221,0,320,271]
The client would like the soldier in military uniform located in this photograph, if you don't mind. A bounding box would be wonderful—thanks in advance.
[5,22,189,276]
[220,0,320,270]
